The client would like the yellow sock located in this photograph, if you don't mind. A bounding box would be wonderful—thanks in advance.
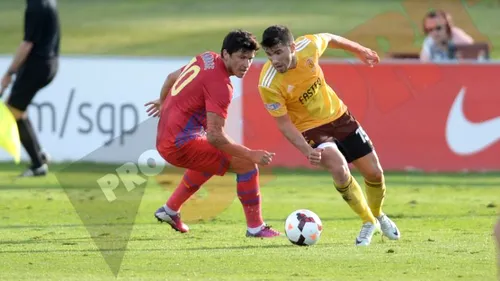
[364,179,386,217]
[335,175,376,224]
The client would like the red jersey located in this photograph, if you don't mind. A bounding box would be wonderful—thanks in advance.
[157,51,233,150]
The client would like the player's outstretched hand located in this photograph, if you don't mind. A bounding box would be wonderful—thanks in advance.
[308,148,323,166]
[144,99,161,117]
[250,150,275,166]
[357,48,380,67]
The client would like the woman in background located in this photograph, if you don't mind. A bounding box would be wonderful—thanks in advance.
[420,10,474,62]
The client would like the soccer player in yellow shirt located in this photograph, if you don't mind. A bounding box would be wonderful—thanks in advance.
[258,25,400,246]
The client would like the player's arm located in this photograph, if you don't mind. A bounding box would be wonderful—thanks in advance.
[206,113,274,165]
[145,67,183,117]
[311,33,379,65]
[259,86,313,157]
[206,112,252,159]
[0,42,32,96]
[205,80,273,164]
[159,68,183,103]
[321,33,367,54]
[4,43,32,77]
[274,114,314,157]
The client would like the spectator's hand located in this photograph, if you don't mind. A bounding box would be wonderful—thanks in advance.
[144,99,161,117]
[0,73,12,97]
[357,48,380,67]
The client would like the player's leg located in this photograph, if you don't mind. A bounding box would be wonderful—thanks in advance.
[154,168,213,233]
[155,137,279,237]
[6,62,54,177]
[316,141,379,246]
[164,169,213,214]
[352,150,384,217]
[228,157,280,238]
[155,138,222,233]
[351,150,401,239]
[338,112,400,240]
[303,113,382,246]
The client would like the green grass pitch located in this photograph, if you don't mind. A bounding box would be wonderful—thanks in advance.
[0,163,498,280]
[0,0,499,280]
[1,0,500,58]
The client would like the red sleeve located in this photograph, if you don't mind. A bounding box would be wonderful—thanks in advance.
[204,78,232,119]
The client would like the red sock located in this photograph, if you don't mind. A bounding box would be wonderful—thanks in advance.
[166,170,212,212]
[236,168,264,228]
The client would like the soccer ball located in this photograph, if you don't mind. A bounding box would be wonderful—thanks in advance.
[284,209,323,246]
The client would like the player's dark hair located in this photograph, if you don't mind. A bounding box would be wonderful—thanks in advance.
[260,25,294,48]
[221,29,260,57]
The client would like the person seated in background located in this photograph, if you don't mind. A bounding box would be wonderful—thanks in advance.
[420,9,474,62]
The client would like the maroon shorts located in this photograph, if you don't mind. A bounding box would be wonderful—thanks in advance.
[301,111,374,163]
[158,136,232,176]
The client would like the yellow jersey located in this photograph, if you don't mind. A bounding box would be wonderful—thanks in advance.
[258,33,347,132]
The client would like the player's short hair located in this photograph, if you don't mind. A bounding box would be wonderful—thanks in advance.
[221,29,260,56]
[261,25,294,48]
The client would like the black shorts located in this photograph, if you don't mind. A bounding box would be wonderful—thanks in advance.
[7,58,58,111]
[302,110,374,163]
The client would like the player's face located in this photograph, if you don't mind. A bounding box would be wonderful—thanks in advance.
[264,43,294,73]
[227,50,256,78]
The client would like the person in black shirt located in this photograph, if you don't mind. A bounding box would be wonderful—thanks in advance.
[0,0,60,177]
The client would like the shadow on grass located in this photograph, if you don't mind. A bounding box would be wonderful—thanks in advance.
[2,162,500,176]
[0,242,318,255]
[1,212,497,232]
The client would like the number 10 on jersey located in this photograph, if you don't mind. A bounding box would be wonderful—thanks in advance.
[171,57,201,96]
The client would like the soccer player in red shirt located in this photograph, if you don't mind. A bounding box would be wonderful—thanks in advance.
[144,30,280,238]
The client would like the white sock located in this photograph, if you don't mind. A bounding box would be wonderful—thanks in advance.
[247,223,265,234]
[163,204,178,216]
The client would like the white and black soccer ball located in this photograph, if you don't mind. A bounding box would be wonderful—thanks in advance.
[284,209,323,246]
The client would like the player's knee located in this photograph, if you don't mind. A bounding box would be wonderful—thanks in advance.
[365,166,384,183]
[242,163,258,174]
[329,164,351,186]
[320,147,350,185]
[229,158,257,175]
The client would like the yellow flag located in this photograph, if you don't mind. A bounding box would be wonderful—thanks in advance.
[0,101,21,164]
